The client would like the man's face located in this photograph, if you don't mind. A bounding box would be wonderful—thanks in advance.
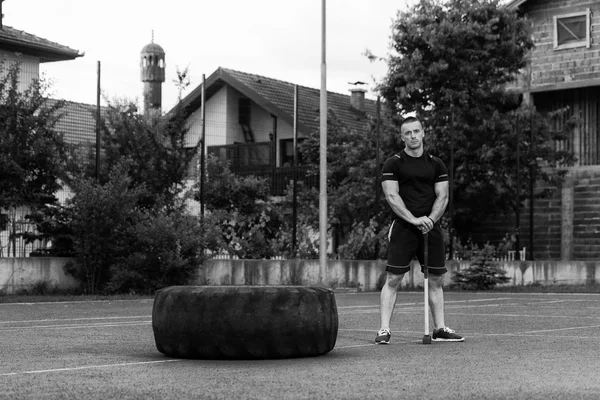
[400,121,424,150]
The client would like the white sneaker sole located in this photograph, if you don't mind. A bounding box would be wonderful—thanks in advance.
[432,337,465,342]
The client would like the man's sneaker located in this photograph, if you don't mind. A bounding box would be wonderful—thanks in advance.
[375,329,391,344]
[432,327,465,342]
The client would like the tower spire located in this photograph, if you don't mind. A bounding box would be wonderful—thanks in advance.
[140,35,165,116]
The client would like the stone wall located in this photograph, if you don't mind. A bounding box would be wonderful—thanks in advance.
[2,257,598,294]
[0,257,78,295]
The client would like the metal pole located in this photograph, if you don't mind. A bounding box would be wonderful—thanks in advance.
[292,85,298,258]
[515,115,521,260]
[200,74,206,216]
[272,115,278,195]
[96,61,101,182]
[319,0,328,284]
[529,110,534,260]
[375,97,381,208]
[449,113,454,261]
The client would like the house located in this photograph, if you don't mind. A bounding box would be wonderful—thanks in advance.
[0,18,101,257]
[474,0,600,261]
[176,67,380,195]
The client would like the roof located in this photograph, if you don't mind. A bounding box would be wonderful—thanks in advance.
[47,99,108,145]
[0,25,82,62]
[504,0,529,10]
[176,67,378,136]
[141,42,164,54]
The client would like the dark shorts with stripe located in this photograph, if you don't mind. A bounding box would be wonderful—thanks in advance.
[386,219,447,276]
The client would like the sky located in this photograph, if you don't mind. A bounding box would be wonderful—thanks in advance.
[4,0,419,112]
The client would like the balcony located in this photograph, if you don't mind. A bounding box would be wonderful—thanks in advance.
[208,143,317,196]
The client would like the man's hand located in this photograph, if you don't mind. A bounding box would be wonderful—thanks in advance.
[413,216,434,234]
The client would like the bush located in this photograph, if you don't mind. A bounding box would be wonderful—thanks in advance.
[65,164,145,294]
[451,244,511,290]
[105,211,207,294]
[201,155,288,259]
[337,218,388,260]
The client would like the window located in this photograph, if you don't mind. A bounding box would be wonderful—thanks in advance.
[554,9,591,50]
[280,138,304,167]
[238,98,251,125]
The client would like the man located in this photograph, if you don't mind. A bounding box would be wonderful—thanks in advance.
[375,116,464,344]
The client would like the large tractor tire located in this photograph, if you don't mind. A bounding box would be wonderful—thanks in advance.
[152,285,338,359]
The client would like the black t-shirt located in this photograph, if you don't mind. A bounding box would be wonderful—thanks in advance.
[381,151,448,217]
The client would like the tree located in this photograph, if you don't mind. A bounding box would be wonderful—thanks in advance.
[199,155,287,259]
[64,163,146,293]
[376,0,576,240]
[66,70,197,212]
[297,110,396,258]
[0,62,68,256]
[73,100,196,211]
[451,243,510,290]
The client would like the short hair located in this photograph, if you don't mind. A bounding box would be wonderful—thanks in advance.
[400,116,421,128]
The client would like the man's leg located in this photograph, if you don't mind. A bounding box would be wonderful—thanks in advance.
[429,273,465,342]
[380,271,405,331]
[428,274,445,330]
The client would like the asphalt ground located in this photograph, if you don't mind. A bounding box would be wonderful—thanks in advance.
[1,291,600,400]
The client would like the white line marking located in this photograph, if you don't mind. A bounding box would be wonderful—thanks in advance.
[513,324,600,335]
[447,312,600,319]
[338,328,422,334]
[480,333,600,339]
[0,316,151,325]
[338,303,522,315]
[336,298,514,310]
[0,360,180,377]
[0,299,153,306]
[0,321,151,332]
[335,344,376,349]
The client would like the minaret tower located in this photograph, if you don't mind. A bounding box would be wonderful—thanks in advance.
[140,31,165,114]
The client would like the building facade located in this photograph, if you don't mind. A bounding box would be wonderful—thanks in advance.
[473,0,600,261]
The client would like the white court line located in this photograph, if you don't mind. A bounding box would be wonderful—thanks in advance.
[0,321,151,332]
[510,324,600,335]
[338,303,522,314]
[0,360,180,377]
[339,328,421,334]
[447,311,600,319]
[0,299,153,306]
[0,315,151,325]
[338,328,600,340]
[335,344,376,349]
[337,298,514,309]
[480,332,600,339]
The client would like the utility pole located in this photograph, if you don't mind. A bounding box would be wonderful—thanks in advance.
[319,0,328,284]
[96,61,101,182]
[292,84,298,258]
[200,74,206,216]
[516,115,521,260]
[375,97,381,208]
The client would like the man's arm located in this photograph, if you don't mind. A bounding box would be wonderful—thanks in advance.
[428,181,449,223]
[381,180,432,230]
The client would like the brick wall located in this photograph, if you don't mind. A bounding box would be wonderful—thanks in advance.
[470,167,600,261]
[524,0,600,89]
[573,176,600,259]
[469,186,562,260]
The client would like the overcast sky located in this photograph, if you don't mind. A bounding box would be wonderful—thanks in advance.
[4,0,420,111]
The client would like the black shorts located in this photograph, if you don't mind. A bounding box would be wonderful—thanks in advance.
[385,219,447,276]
